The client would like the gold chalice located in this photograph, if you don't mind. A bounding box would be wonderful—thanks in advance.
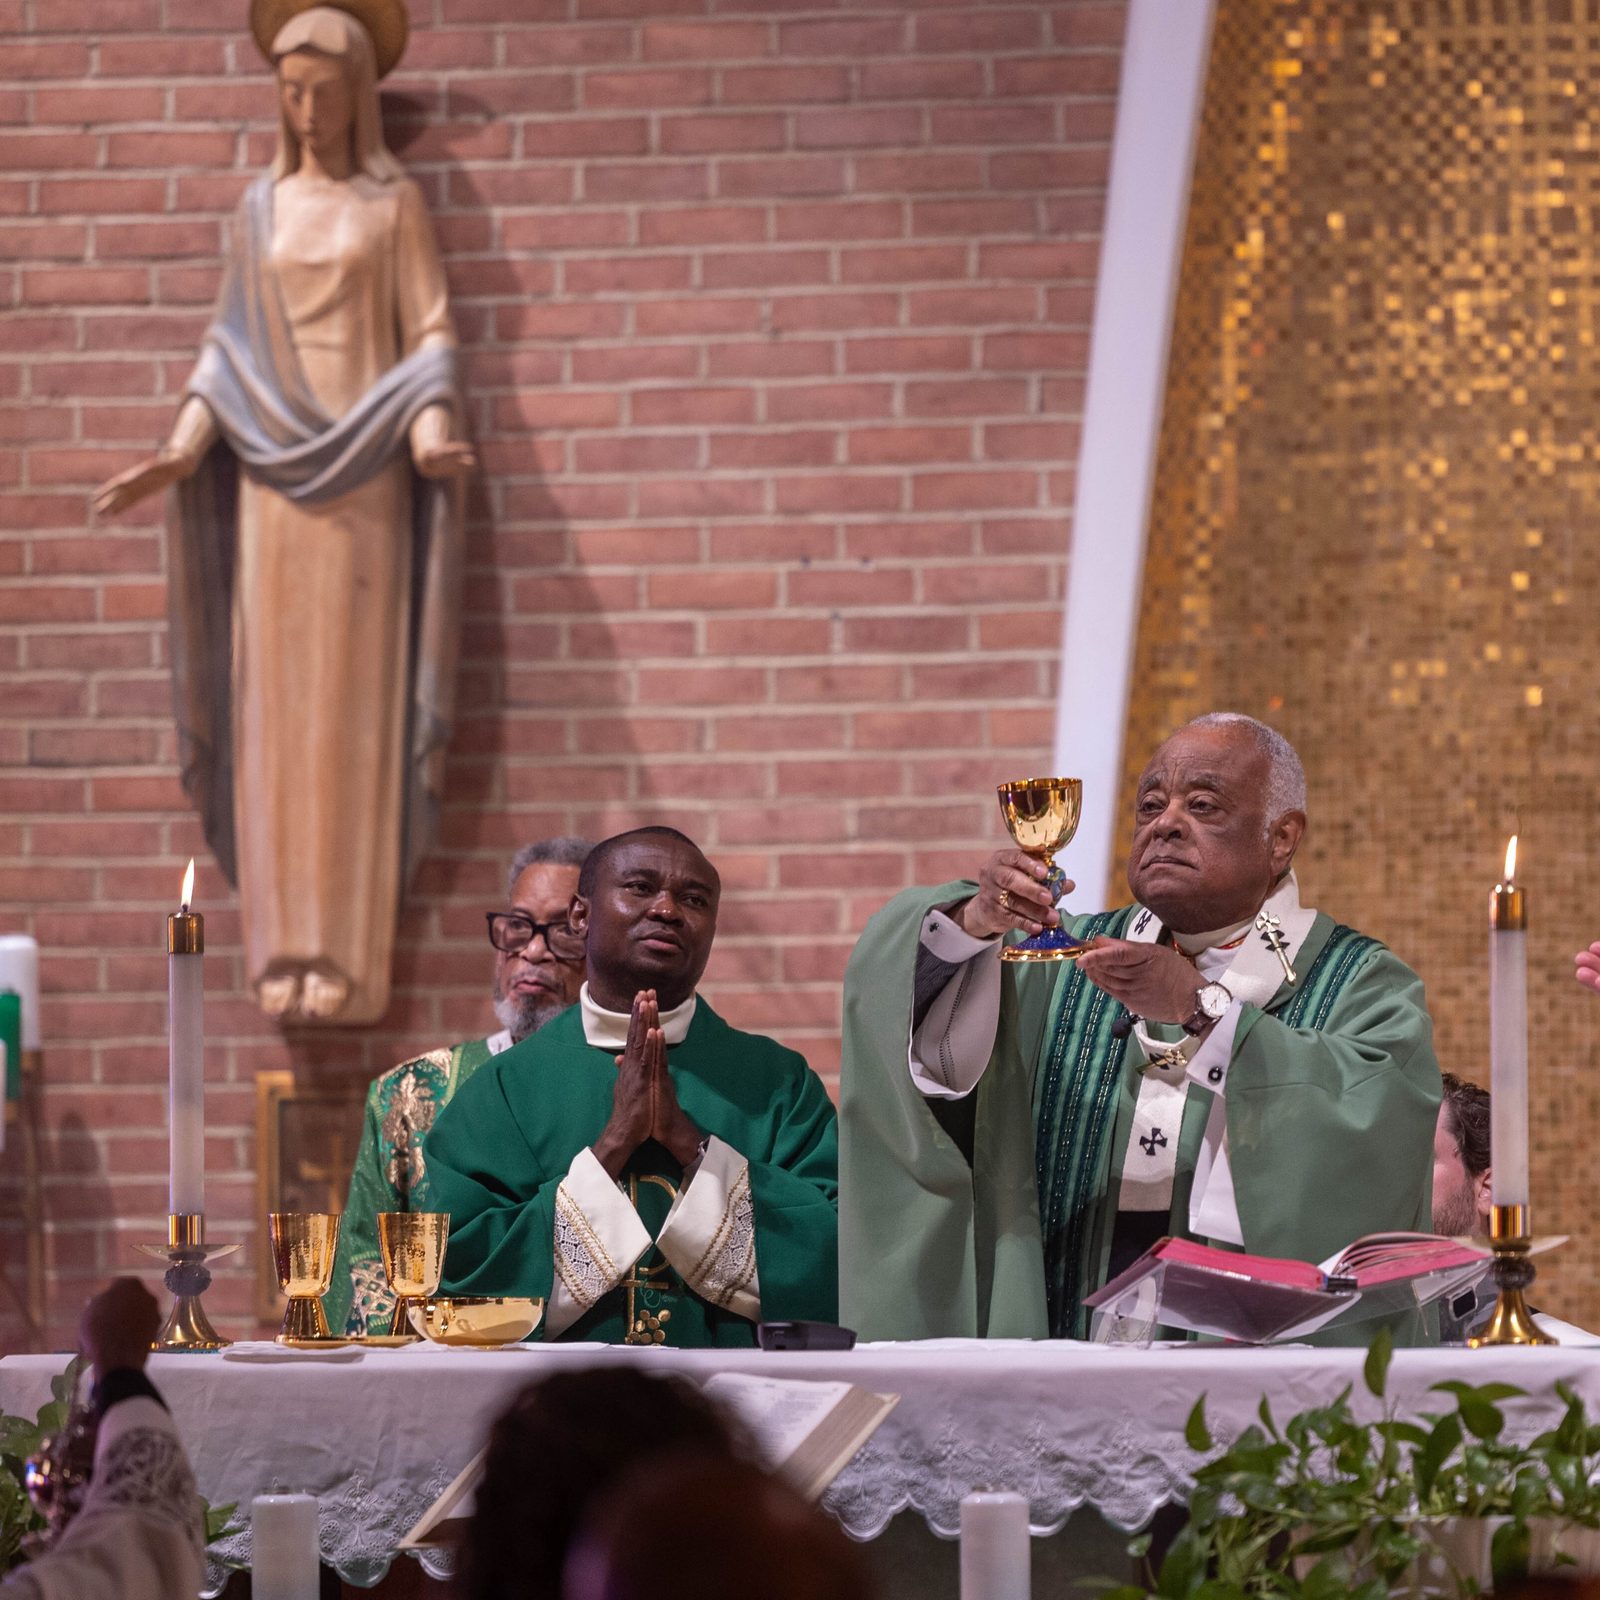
[996,777,1086,962]
[268,1212,341,1343]
[376,1211,449,1342]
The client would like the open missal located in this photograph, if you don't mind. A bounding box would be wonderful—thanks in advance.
[399,1375,898,1550]
[1082,1232,1493,1344]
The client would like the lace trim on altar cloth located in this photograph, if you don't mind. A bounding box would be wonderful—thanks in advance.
[202,1466,458,1597]
[818,1405,1194,1543]
[554,1180,618,1311]
[688,1165,757,1311]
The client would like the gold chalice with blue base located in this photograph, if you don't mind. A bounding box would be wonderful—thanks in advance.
[997,777,1086,962]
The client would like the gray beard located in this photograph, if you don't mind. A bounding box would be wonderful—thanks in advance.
[493,988,568,1043]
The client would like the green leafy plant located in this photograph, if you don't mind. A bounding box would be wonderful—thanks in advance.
[1098,1329,1600,1600]
[0,1356,83,1573]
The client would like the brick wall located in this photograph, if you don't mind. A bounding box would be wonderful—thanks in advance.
[0,0,1115,1345]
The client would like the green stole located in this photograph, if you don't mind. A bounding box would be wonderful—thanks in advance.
[1035,910,1380,1338]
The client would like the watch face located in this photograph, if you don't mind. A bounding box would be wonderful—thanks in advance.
[1200,983,1231,1020]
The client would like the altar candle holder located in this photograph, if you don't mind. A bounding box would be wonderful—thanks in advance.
[1468,1203,1552,1348]
[136,1213,240,1352]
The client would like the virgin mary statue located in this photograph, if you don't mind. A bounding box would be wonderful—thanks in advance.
[94,0,474,1025]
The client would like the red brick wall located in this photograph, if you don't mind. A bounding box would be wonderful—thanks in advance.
[0,0,1118,1345]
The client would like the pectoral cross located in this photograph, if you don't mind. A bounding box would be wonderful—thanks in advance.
[1255,912,1297,985]
[1138,1128,1168,1157]
[1149,1046,1189,1073]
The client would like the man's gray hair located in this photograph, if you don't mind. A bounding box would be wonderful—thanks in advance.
[506,836,595,898]
[1185,713,1307,824]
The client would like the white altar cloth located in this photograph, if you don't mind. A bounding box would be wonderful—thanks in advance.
[4,1338,1600,1588]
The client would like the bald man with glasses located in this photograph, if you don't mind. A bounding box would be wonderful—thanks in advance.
[327,837,592,1336]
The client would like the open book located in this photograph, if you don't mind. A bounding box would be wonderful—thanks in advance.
[399,1374,898,1550]
[1083,1232,1493,1344]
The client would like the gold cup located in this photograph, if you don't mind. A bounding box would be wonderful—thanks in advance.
[268,1212,341,1342]
[996,777,1086,962]
[376,1212,449,1341]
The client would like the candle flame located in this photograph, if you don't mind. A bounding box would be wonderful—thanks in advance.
[1504,835,1518,883]
[180,858,195,912]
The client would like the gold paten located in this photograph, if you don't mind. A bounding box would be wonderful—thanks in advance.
[996,778,1084,964]
[376,1211,448,1341]
[135,1212,241,1351]
[269,1211,342,1343]
[413,1296,544,1347]
[1469,1204,1555,1348]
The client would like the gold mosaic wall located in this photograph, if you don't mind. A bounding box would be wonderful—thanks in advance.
[1119,0,1600,1323]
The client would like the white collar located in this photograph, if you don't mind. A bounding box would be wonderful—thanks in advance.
[579,984,698,1049]
[486,1028,515,1056]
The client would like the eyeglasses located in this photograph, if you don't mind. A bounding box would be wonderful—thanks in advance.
[485,912,584,962]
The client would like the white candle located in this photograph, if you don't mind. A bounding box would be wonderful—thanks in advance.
[1489,835,1528,1209]
[960,1490,1030,1600]
[0,933,41,1050]
[167,860,205,1217]
[251,1494,319,1600]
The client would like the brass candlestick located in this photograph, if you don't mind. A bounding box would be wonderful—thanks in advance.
[1468,1203,1554,1347]
[136,1213,240,1351]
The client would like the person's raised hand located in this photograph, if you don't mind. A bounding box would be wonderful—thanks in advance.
[1075,939,1208,1027]
[79,1277,162,1377]
[593,989,660,1180]
[1576,943,1600,995]
[952,848,1068,941]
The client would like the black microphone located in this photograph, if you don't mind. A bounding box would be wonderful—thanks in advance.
[1110,1007,1141,1040]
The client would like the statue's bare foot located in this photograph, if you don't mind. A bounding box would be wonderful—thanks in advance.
[301,970,350,1020]
[258,973,300,1019]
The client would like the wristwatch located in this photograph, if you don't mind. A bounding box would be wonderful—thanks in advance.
[1181,981,1233,1037]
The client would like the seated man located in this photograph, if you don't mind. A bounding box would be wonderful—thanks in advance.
[840,712,1441,1341]
[424,826,838,1345]
[1432,1072,1592,1344]
[328,837,591,1335]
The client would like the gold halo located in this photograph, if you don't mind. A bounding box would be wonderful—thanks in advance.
[250,0,409,80]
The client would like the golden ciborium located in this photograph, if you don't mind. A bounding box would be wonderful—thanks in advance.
[997,777,1086,962]
[376,1212,449,1343]
[268,1212,341,1344]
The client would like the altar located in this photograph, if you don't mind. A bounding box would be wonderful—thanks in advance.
[5,1338,1600,1594]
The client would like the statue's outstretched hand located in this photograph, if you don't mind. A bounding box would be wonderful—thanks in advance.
[1575,942,1600,994]
[92,453,193,518]
[414,439,478,479]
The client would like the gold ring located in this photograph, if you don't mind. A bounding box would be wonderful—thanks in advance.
[998,889,1012,913]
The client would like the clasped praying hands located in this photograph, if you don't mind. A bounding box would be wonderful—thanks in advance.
[592,988,705,1179]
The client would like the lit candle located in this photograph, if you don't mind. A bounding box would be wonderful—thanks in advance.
[168,860,205,1217]
[1489,835,1528,1209]
[959,1490,1030,1600]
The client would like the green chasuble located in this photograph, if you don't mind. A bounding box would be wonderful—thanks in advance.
[840,883,1439,1343]
[422,1000,839,1346]
[326,1035,498,1336]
